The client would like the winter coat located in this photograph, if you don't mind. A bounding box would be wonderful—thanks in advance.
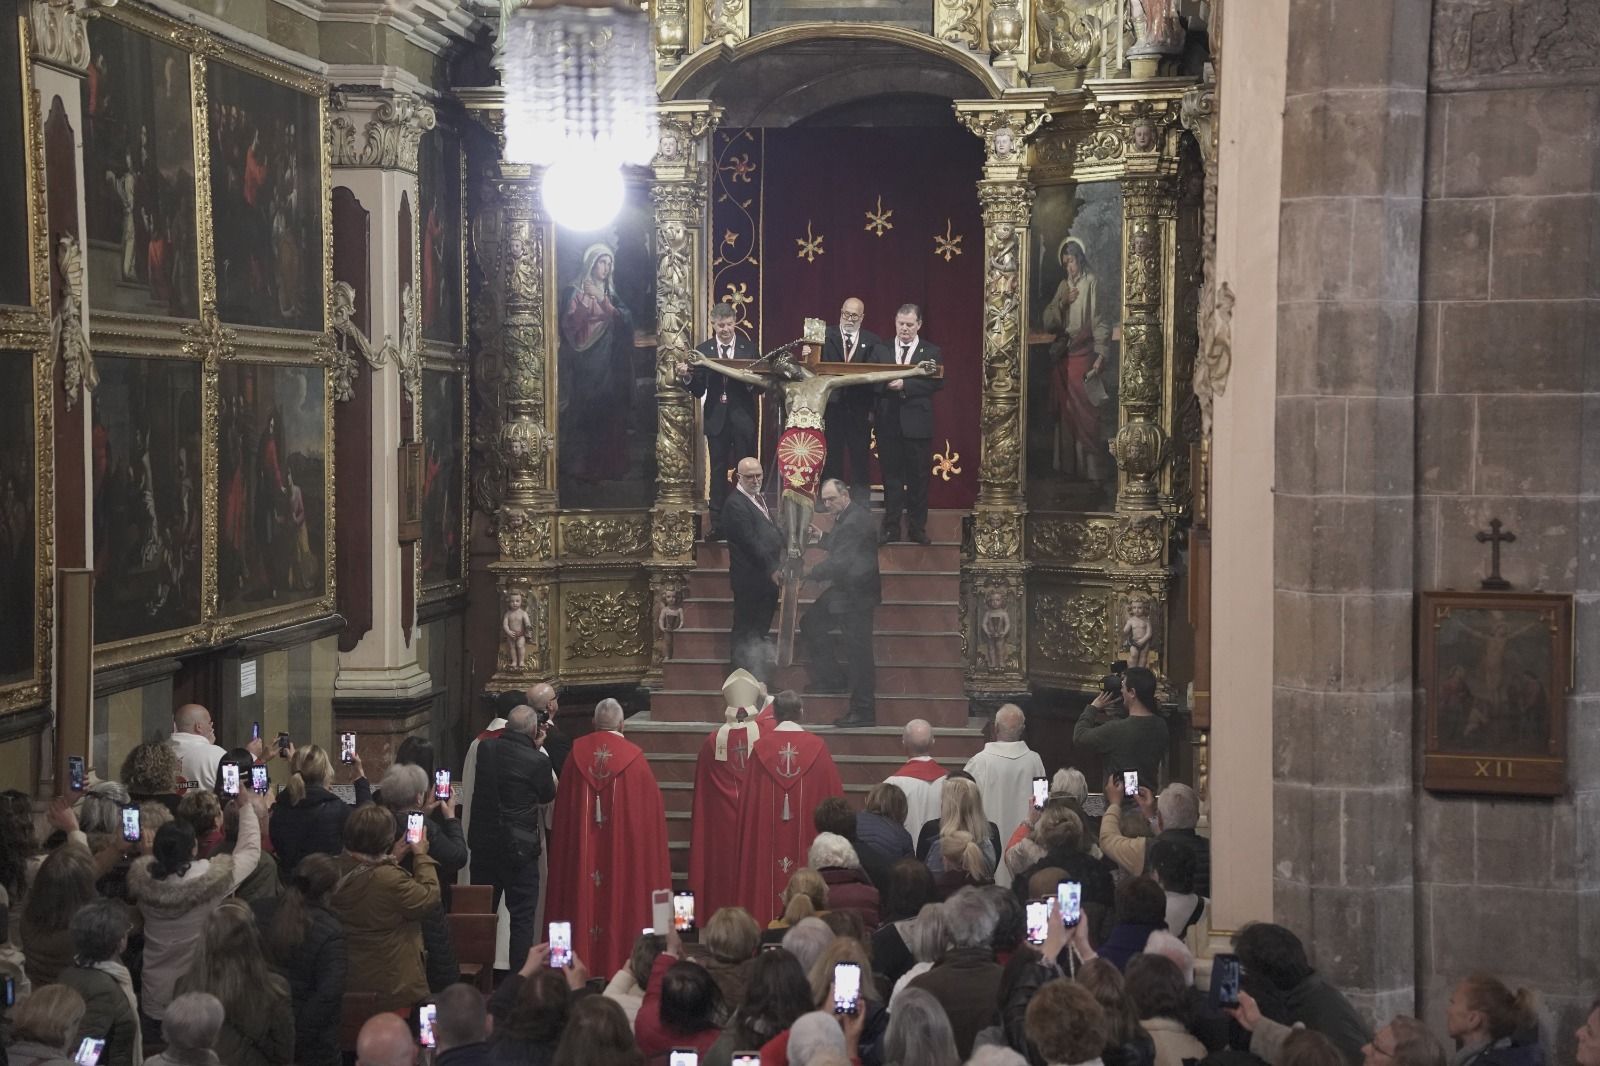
[1457,1035,1547,1066]
[269,781,369,873]
[249,897,347,1066]
[19,921,74,986]
[5,1040,73,1066]
[56,965,140,1066]
[907,945,1004,1058]
[1247,972,1371,1066]
[855,811,914,863]
[819,867,881,931]
[212,981,296,1066]
[127,806,261,1020]
[328,851,440,1012]
[1141,1017,1206,1066]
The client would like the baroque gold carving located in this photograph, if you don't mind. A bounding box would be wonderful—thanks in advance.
[936,0,981,50]
[972,576,1022,674]
[1120,321,1162,406]
[653,0,688,64]
[564,590,650,660]
[498,506,553,561]
[956,109,1050,168]
[1031,519,1112,563]
[1034,591,1105,664]
[329,92,437,173]
[1125,216,1162,307]
[496,581,550,676]
[973,510,1021,560]
[1113,515,1164,565]
[326,279,410,402]
[1033,0,1102,77]
[563,516,651,557]
[652,509,695,558]
[702,0,746,43]
[50,236,95,409]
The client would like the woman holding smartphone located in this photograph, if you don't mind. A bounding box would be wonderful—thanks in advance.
[326,804,438,1013]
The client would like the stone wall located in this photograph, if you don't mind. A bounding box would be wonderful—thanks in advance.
[1413,0,1600,1052]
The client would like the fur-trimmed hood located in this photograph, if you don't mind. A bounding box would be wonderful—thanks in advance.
[128,854,236,914]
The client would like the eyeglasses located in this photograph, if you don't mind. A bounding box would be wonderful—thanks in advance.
[839,311,863,321]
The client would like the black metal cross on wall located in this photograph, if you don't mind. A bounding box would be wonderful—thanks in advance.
[1476,518,1516,590]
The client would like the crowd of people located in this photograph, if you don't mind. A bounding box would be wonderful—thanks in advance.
[0,692,1595,1066]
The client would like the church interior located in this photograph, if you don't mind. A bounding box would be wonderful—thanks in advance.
[1,0,1597,1055]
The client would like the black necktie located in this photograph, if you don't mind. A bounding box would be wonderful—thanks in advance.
[720,344,730,359]
[899,343,909,364]
[845,335,855,360]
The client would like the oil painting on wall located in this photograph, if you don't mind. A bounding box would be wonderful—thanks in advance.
[418,126,462,345]
[92,355,203,644]
[554,187,657,509]
[1026,181,1122,514]
[0,355,35,684]
[83,18,198,319]
[0,0,30,308]
[206,61,323,332]
[421,368,464,586]
[218,363,327,616]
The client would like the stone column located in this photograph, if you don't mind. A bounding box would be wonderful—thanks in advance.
[328,91,437,723]
[645,102,720,686]
[954,98,1051,703]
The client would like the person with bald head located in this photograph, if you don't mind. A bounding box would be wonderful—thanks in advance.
[470,703,557,970]
[883,718,948,835]
[523,682,571,774]
[962,705,1045,888]
[722,455,785,684]
[822,295,885,496]
[169,703,229,790]
[544,698,670,980]
[355,1012,416,1066]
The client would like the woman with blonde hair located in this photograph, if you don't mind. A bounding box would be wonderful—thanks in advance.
[268,743,369,872]
[888,902,946,1007]
[120,741,182,815]
[803,937,889,1061]
[173,900,294,1066]
[766,867,828,932]
[922,778,999,892]
[4,985,87,1066]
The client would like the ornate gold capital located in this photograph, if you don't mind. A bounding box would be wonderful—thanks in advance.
[700,0,747,46]
[329,91,438,173]
[653,101,723,182]
[955,96,1054,179]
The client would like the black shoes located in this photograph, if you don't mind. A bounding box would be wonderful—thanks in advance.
[879,528,901,544]
[832,712,876,728]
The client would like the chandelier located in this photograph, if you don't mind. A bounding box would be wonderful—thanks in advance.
[501,0,658,230]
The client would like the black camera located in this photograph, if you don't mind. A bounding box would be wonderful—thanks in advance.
[537,708,551,726]
[1101,660,1129,697]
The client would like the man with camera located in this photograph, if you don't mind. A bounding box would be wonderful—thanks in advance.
[469,704,557,970]
[1073,665,1169,790]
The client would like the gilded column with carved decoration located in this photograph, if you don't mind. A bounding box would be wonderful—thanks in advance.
[953,96,1052,704]
[646,101,721,687]
[1114,172,1177,511]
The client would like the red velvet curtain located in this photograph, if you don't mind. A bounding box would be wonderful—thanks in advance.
[751,127,984,509]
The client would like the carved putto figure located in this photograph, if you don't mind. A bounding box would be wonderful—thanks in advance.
[502,589,532,671]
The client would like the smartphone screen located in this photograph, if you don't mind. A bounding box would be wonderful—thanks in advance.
[406,811,425,845]
[340,732,356,764]
[250,765,269,794]
[74,1038,105,1066]
[221,763,240,796]
[121,806,141,843]
[276,731,290,753]
[434,769,452,801]
[732,1055,761,1066]
[4,974,16,1007]
[831,961,861,1015]
[1025,898,1050,944]
[669,1052,699,1066]
[68,755,86,792]
[1031,776,1049,811]
[1124,769,1140,796]
[1057,881,1082,927]
[549,921,572,968]
[418,1003,437,1048]
[251,721,261,741]
[1212,953,1241,1008]
[673,890,695,932]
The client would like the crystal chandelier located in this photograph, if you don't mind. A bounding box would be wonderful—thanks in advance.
[501,0,658,230]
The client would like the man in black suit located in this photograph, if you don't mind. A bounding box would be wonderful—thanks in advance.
[721,456,784,683]
[677,303,759,540]
[800,478,881,728]
[876,303,944,545]
[821,296,883,498]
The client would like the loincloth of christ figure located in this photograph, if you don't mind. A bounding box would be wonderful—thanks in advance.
[687,342,938,565]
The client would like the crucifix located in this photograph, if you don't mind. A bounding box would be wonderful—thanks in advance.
[1476,518,1516,590]
[685,318,941,664]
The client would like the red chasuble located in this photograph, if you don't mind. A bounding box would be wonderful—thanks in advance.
[544,731,671,979]
[733,729,845,926]
[688,717,774,918]
[886,758,948,783]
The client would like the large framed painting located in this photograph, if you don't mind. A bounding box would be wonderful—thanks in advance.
[82,16,198,319]
[206,59,324,332]
[418,126,462,345]
[554,182,657,509]
[217,362,329,617]
[0,0,33,309]
[92,354,204,645]
[1421,590,1573,797]
[0,352,37,698]
[421,367,465,588]
[1026,180,1122,514]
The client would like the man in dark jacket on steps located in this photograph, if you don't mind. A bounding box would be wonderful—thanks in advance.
[469,705,557,971]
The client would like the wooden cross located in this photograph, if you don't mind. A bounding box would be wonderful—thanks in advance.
[1476,518,1516,590]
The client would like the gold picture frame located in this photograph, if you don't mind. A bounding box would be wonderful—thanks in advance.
[399,440,423,544]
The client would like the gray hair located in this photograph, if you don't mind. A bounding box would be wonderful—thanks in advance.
[1051,768,1088,804]
[820,478,848,498]
[710,302,736,321]
[903,902,948,964]
[994,704,1026,742]
[807,832,860,871]
[377,762,429,809]
[1143,931,1195,985]
[781,917,835,974]
[70,898,131,962]
[506,705,538,735]
[1157,783,1199,830]
[787,1011,847,1065]
[75,782,131,835]
[943,886,999,949]
[902,718,934,755]
[966,1047,1032,1066]
[594,698,625,731]
[164,992,225,1051]
[883,987,959,1066]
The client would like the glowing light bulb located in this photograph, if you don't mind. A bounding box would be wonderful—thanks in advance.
[542,156,625,232]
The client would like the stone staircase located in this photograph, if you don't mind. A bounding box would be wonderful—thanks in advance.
[633,509,988,884]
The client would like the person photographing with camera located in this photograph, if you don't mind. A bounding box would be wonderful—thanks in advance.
[1073,666,1169,795]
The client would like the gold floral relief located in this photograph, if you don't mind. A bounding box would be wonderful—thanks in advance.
[563,589,650,660]
[562,515,652,558]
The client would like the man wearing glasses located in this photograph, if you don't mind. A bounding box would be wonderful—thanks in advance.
[821,296,884,498]
[722,457,785,683]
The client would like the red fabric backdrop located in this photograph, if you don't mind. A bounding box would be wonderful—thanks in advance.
[736,127,984,509]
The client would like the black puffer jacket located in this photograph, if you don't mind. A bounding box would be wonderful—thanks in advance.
[270,780,371,873]
[250,897,347,1066]
[470,732,556,875]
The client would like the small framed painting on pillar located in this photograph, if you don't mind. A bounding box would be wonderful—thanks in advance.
[1420,590,1572,798]
[398,441,423,543]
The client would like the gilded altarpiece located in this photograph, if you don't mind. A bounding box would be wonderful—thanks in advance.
[85,4,337,669]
